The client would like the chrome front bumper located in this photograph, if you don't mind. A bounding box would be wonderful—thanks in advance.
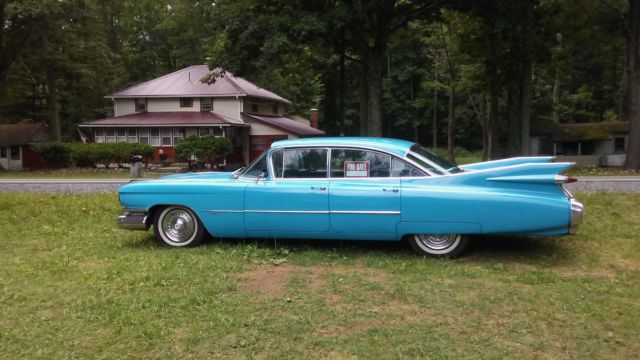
[569,199,584,234]
[117,209,149,231]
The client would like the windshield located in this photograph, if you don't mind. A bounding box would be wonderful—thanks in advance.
[408,144,462,174]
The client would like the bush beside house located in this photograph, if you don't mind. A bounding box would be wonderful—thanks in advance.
[33,143,154,168]
[175,136,232,169]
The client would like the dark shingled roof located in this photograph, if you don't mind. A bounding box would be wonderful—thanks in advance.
[79,112,247,127]
[0,123,49,146]
[533,121,629,142]
[242,113,325,136]
[110,65,291,104]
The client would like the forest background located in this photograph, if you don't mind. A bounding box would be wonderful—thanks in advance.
[2,0,639,167]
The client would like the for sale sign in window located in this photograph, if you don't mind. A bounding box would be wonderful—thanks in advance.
[344,161,370,177]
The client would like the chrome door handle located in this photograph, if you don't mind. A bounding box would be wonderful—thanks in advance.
[311,186,327,191]
[383,188,399,193]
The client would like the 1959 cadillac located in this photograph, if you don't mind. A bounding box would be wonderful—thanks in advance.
[117,137,583,258]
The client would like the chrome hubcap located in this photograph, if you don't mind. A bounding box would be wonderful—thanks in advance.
[416,234,459,250]
[161,209,196,243]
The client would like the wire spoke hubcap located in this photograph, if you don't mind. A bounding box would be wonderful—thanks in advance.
[161,209,196,243]
[416,234,459,250]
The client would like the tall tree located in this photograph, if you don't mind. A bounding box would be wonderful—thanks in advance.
[626,0,640,169]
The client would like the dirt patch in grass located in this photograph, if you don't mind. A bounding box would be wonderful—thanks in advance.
[238,263,305,297]
[237,262,390,298]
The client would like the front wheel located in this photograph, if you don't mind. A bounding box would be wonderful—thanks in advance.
[407,234,468,258]
[154,206,205,247]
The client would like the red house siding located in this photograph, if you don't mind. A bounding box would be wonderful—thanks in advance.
[21,145,45,170]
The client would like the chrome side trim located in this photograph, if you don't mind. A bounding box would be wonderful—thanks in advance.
[205,209,401,215]
[331,210,401,215]
[116,209,149,231]
[569,199,584,235]
[247,210,330,214]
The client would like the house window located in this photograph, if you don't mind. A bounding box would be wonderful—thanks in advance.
[180,98,193,108]
[139,128,150,144]
[272,103,278,114]
[251,103,258,113]
[201,97,213,111]
[117,129,127,142]
[150,128,160,146]
[106,129,116,143]
[135,98,146,112]
[161,128,172,146]
[614,137,626,153]
[10,146,20,160]
[127,129,137,143]
[1,147,7,158]
[199,127,210,137]
[95,128,105,143]
[185,128,198,138]
[173,128,183,145]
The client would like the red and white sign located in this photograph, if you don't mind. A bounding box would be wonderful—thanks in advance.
[344,161,370,177]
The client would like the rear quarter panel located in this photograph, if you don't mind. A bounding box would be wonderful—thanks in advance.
[399,177,570,236]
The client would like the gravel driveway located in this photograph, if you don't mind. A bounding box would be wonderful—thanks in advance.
[1,177,640,193]
[0,180,127,194]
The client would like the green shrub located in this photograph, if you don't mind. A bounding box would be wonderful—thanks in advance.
[175,136,232,169]
[68,143,154,168]
[32,143,72,168]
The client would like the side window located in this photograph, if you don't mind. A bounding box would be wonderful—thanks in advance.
[331,149,390,178]
[243,153,268,178]
[272,149,284,178]
[283,148,328,178]
[392,157,426,177]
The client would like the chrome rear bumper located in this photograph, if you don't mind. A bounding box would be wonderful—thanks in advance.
[569,199,584,234]
[117,209,149,231]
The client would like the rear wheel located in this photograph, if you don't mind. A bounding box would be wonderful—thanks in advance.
[408,234,468,258]
[154,206,205,247]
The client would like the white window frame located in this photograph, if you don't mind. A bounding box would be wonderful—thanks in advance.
[161,128,172,146]
[95,128,105,143]
[150,128,160,146]
[127,128,138,143]
[139,128,150,144]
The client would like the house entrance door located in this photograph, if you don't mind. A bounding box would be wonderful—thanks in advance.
[249,135,287,161]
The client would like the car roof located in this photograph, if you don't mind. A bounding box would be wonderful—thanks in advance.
[270,137,416,157]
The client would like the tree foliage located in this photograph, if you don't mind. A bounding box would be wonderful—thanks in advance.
[0,0,634,165]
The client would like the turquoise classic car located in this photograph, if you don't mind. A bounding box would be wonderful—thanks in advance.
[117,137,583,258]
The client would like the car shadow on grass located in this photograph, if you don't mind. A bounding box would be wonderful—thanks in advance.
[125,232,574,265]
[464,235,573,266]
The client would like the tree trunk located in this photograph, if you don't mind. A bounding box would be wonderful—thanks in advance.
[43,29,61,142]
[447,86,455,162]
[359,63,369,136]
[625,0,640,169]
[507,76,520,156]
[366,51,384,137]
[519,0,534,156]
[46,65,61,142]
[552,33,562,123]
[338,31,346,135]
[433,55,438,148]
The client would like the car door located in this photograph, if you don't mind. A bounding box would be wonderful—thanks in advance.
[328,148,401,235]
[244,147,330,233]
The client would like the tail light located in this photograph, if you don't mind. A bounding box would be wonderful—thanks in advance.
[555,175,578,184]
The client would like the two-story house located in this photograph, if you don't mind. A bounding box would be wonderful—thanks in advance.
[79,65,324,166]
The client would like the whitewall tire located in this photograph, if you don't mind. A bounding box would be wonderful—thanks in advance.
[154,206,205,247]
[408,234,468,258]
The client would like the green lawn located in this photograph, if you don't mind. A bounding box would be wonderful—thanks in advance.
[0,192,638,358]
